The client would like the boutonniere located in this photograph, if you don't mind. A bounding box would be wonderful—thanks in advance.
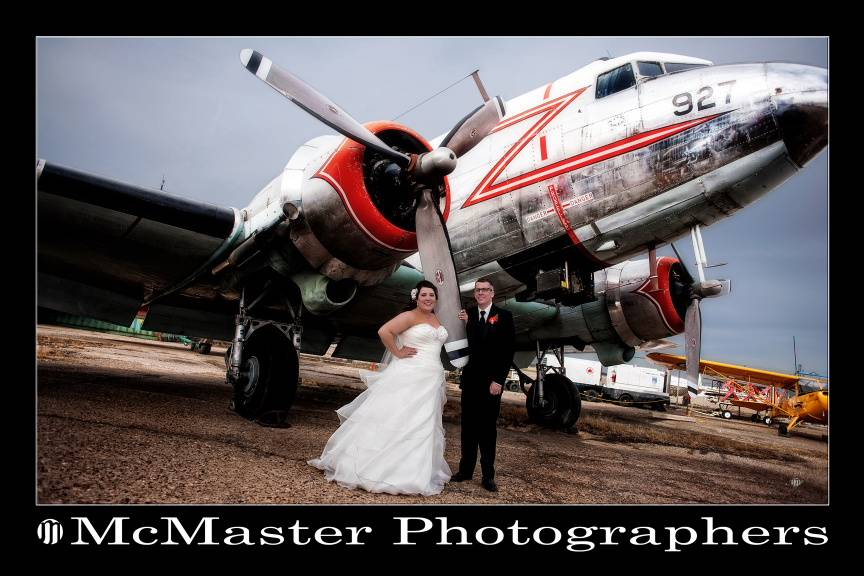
[488,315,499,325]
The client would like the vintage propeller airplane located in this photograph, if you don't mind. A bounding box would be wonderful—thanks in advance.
[37,48,828,428]
[647,352,828,436]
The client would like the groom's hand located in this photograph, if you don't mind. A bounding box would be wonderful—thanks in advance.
[490,381,503,396]
[458,309,467,322]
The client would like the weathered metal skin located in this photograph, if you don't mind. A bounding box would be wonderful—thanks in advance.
[446,63,825,283]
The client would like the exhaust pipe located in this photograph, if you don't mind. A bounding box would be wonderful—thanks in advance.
[291,272,357,315]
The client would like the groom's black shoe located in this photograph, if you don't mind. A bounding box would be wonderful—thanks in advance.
[450,472,472,482]
[481,479,498,492]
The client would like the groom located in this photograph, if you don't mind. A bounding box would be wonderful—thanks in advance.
[451,277,515,492]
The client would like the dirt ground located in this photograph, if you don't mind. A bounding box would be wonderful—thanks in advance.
[35,325,828,504]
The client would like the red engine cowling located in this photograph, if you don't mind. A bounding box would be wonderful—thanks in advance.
[561,257,688,365]
[283,121,450,285]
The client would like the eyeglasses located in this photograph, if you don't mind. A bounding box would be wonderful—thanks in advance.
[474,288,494,293]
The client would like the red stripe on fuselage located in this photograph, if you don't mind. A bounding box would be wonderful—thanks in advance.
[545,183,606,266]
[547,184,579,245]
[467,87,588,209]
[463,113,723,208]
[490,90,581,134]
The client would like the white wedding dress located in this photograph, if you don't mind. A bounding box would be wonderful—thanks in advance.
[308,323,452,496]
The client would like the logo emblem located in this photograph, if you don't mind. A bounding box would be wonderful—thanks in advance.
[435,270,445,285]
[37,519,63,544]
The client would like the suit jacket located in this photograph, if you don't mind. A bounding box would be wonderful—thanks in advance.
[459,304,515,390]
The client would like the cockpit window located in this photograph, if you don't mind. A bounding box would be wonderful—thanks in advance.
[665,62,708,74]
[596,63,636,99]
[637,61,664,78]
[798,379,826,395]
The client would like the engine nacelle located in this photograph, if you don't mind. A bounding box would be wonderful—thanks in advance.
[267,122,449,286]
[565,257,688,365]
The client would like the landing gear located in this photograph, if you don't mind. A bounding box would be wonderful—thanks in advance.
[227,288,301,427]
[230,324,299,426]
[526,374,581,429]
[722,410,732,420]
[520,343,581,430]
[763,416,773,426]
[778,423,789,436]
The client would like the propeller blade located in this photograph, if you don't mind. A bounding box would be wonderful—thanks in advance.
[240,49,411,167]
[415,188,469,368]
[684,298,702,401]
[439,96,505,158]
[669,241,695,285]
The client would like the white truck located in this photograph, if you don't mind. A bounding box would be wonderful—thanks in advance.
[605,364,669,409]
[542,355,603,401]
[543,355,670,409]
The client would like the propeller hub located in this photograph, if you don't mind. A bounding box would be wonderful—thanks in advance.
[412,147,457,179]
[692,280,723,299]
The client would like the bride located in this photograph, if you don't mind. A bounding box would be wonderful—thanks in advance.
[308,280,452,496]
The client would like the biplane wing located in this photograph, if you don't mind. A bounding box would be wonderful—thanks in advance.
[646,352,801,390]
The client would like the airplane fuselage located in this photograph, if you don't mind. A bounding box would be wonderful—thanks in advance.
[440,58,826,294]
[233,53,826,357]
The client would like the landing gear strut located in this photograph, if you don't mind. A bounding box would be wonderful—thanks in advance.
[517,342,581,430]
[227,288,301,427]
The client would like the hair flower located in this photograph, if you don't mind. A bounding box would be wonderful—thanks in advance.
[410,288,418,301]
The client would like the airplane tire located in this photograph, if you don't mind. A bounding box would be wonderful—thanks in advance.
[778,423,789,436]
[231,326,299,423]
[722,410,732,419]
[526,374,581,429]
[763,416,773,426]
[619,393,634,406]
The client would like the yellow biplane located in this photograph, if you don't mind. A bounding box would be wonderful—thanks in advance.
[647,353,828,436]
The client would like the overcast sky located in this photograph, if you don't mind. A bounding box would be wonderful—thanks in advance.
[36,37,828,376]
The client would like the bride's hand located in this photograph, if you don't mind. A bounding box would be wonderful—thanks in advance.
[397,347,418,359]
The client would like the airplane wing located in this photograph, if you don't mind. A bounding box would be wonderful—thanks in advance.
[38,160,245,339]
[646,352,801,390]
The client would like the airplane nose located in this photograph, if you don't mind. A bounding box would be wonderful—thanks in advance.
[767,64,828,168]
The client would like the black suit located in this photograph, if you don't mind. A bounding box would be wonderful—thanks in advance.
[457,304,515,481]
